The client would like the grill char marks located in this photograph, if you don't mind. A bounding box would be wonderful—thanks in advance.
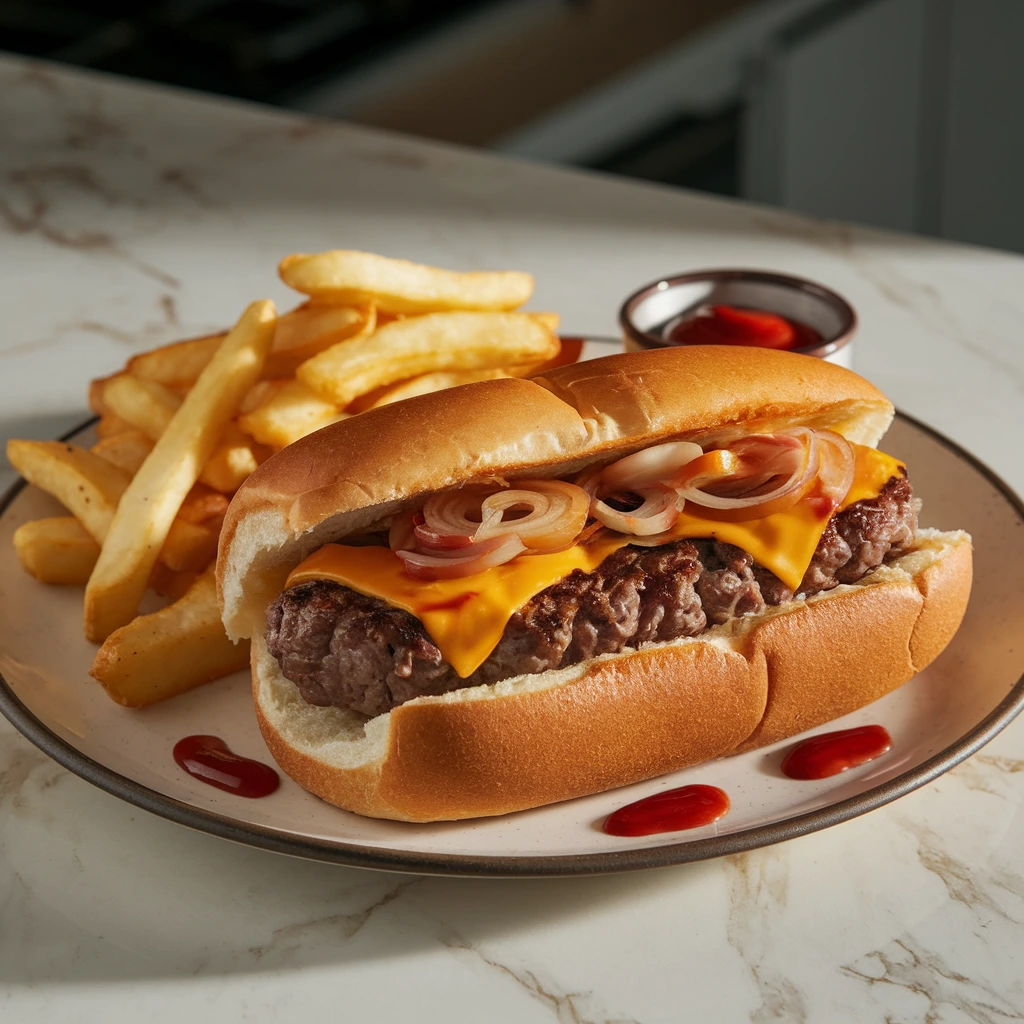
[266,475,917,718]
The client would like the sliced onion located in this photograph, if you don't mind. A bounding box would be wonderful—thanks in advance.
[669,449,744,492]
[413,522,474,551]
[396,534,526,581]
[421,487,490,539]
[388,510,419,552]
[474,478,590,551]
[678,429,820,520]
[591,485,679,536]
[814,430,856,511]
[601,441,704,491]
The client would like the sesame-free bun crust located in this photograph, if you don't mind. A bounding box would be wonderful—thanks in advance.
[252,531,971,821]
[219,346,894,640]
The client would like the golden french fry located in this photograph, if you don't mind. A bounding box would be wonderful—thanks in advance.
[239,379,284,416]
[126,333,225,389]
[529,311,560,333]
[95,414,133,440]
[364,368,511,410]
[263,302,375,379]
[237,378,343,449]
[99,375,181,441]
[279,251,533,314]
[84,300,276,642]
[6,440,131,542]
[90,568,250,707]
[125,306,373,389]
[7,439,226,580]
[89,374,119,417]
[296,311,558,408]
[91,430,154,475]
[148,563,202,601]
[177,484,229,525]
[199,422,266,493]
[160,518,219,574]
[13,517,100,585]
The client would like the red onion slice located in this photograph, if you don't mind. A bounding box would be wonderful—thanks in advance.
[396,534,526,581]
[678,429,819,518]
[591,486,680,536]
[601,441,704,491]
[473,479,590,550]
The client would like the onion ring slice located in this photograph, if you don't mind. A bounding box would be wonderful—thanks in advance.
[396,534,526,581]
[591,486,679,536]
[474,478,589,551]
[601,441,704,491]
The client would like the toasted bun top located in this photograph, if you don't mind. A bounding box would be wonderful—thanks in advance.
[218,346,893,640]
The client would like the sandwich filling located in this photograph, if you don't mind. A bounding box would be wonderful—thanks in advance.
[266,438,918,718]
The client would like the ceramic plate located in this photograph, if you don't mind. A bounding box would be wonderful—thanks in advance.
[2,340,1023,876]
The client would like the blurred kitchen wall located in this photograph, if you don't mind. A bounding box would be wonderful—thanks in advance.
[3,0,1021,252]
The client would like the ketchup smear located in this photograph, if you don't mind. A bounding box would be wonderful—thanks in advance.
[173,735,280,797]
[666,304,822,351]
[603,784,730,837]
[781,725,892,780]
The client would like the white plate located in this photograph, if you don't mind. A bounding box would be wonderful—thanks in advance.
[1,339,1023,876]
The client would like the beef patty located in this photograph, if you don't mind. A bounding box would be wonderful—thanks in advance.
[266,475,917,718]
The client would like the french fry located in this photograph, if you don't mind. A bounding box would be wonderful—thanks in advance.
[95,414,133,440]
[509,334,584,377]
[89,374,118,417]
[363,369,511,410]
[237,378,343,449]
[125,306,373,389]
[7,439,227,576]
[199,422,266,493]
[99,374,181,441]
[84,300,276,642]
[177,483,229,525]
[263,302,375,379]
[6,440,131,542]
[296,311,558,408]
[529,312,560,333]
[13,517,100,585]
[279,250,533,314]
[160,518,220,574]
[126,333,224,389]
[91,430,154,475]
[90,568,250,707]
[148,562,202,601]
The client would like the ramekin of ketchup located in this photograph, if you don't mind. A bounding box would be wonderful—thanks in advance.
[619,269,857,368]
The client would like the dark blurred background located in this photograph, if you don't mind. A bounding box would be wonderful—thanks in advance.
[3,0,1022,252]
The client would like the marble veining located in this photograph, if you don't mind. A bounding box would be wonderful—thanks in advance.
[2,53,1024,1023]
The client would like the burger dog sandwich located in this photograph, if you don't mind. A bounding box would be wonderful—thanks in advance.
[217,346,972,821]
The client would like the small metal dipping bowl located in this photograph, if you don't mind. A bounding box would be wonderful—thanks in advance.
[619,269,857,367]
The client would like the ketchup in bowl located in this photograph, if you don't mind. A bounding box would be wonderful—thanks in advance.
[665,304,824,351]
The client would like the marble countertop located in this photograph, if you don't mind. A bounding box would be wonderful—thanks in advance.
[2,55,1023,1023]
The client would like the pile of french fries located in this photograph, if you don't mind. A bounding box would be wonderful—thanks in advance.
[7,251,577,708]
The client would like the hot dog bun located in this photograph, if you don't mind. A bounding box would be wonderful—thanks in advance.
[250,529,970,821]
[217,346,971,821]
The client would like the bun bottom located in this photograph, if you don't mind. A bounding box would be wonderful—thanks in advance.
[252,530,972,822]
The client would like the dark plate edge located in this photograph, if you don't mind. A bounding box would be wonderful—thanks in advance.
[0,411,1022,878]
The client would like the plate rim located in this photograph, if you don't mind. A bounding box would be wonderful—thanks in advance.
[1,410,1022,878]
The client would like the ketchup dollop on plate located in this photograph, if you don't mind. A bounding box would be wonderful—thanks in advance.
[781,725,893,780]
[173,735,280,798]
[603,784,730,837]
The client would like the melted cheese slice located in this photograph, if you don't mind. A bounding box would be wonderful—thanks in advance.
[285,444,904,678]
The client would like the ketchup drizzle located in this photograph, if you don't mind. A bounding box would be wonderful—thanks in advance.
[781,725,892,780]
[173,735,280,797]
[603,784,730,837]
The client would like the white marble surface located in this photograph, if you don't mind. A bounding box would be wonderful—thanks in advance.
[1,55,1023,1023]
